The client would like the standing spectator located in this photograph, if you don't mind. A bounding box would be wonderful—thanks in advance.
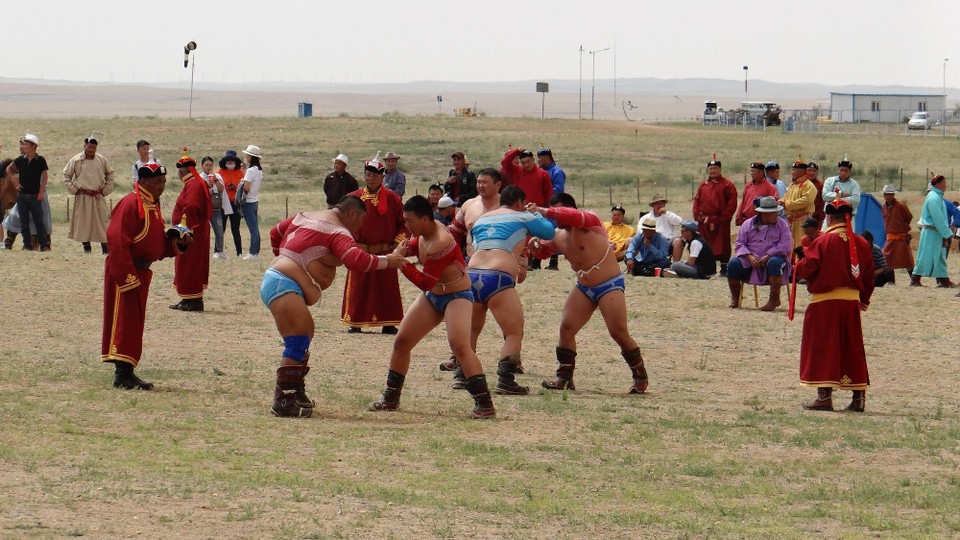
[764,161,787,198]
[911,174,954,287]
[944,199,960,256]
[794,198,874,412]
[799,216,822,248]
[169,150,212,311]
[880,184,913,282]
[101,163,191,390]
[5,134,49,251]
[624,216,671,276]
[538,147,566,270]
[341,154,407,334]
[780,159,817,247]
[643,193,685,262]
[604,204,634,262]
[239,145,264,260]
[382,152,406,197]
[427,183,443,214]
[217,150,245,257]
[692,155,738,275]
[200,156,230,260]
[435,195,457,226]
[446,151,477,204]
[62,135,114,254]
[736,161,778,226]
[668,220,716,279]
[822,157,862,225]
[131,139,156,186]
[862,231,894,287]
[806,161,826,227]
[502,146,553,269]
[537,147,566,195]
[323,154,358,209]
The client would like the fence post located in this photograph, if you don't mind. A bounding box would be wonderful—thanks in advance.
[581,182,586,208]
[608,184,613,206]
[66,198,70,222]
[636,177,640,205]
[899,168,903,191]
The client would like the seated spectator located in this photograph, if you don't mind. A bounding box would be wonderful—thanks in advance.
[862,230,895,287]
[799,215,822,248]
[427,183,444,214]
[666,220,716,279]
[727,196,793,311]
[435,196,457,226]
[639,193,685,261]
[604,203,635,261]
[625,215,671,276]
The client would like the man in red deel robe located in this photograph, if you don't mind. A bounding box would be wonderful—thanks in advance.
[170,149,212,311]
[341,153,408,334]
[101,163,190,389]
[692,155,738,275]
[794,197,875,412]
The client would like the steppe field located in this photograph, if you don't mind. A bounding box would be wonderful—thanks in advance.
[3,115,960,539]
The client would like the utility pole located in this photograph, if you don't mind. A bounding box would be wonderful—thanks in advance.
[578,45,584,119]
[590,47,610,120]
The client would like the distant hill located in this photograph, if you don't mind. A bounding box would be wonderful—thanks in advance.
[0,77,952,119]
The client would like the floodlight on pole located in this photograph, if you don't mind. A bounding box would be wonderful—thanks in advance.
[590,47,610,120]
[184,41,197,119]
[943,58,949,136]
[743,65,748,101]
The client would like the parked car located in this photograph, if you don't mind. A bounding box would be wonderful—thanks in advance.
[907,111,932,130]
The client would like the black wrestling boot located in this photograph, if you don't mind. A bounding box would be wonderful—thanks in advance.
[101,243,108,255]
[719,261,728,277]
[296,356,315,409]
[494,355,529,395]
[542,347,577,390]
[170,298,204,312]
[623,347,648,394]
[845,390,866,413]
[272,365,312,418]
[369,369,405,411]
[546,254,560,270]
[802,387,834,411]
[2,231,15,250]
[466,374,496,418]
[82,241,92,253]
[439,354,457,371]
[113,362,154,390]
[382,326,399,335]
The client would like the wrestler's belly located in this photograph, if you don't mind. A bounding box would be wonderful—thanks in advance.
[569,252,622,287]
[467,249,519,279]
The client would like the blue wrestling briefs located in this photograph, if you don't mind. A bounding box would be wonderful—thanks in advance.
[575,274,625,304]
[424,289,475,314]
[469,269,516,303]
[260,267,304,307]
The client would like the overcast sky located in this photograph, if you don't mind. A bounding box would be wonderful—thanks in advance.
[7,0,960,89]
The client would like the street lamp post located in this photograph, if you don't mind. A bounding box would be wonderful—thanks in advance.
[184,41,197,119]
[590,47,610,120]
[579,45,584,120]
[943,58,949,136]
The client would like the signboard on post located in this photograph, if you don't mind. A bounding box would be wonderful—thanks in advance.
[536,82,549,119]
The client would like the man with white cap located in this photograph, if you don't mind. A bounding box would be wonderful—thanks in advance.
[880,184,914,283]
[323,153,358,209]
[624,215,671,276]
[5,134,50,251]
[382,152,406,197]
[435,195,457,226]
[63,135,115,254]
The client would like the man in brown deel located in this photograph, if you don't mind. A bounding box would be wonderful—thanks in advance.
[880,184,914,285]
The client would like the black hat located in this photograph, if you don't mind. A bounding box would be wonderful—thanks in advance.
[824,199,853,215]
[537,147,553,158]
[801,216,818,228]
[219,150,242,169]
[792,160,808,169]
[765,161,780,170]
[707,153,721,167]
[611,203,626,214]
[808,162,819,170]
[749,161,765,171]
[519,150,535,160]
[137,163,166,179]
[837,156,853,169]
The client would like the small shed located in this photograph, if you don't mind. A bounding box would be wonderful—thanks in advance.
[297,102,313,118]
[829,93,945,124]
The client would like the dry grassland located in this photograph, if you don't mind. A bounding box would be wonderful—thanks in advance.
[1,116,960,539]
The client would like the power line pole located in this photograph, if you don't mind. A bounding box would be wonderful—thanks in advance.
[579,45,584,119]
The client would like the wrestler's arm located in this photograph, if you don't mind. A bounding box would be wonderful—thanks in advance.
[330,233,390,271]
[270,216,295,256]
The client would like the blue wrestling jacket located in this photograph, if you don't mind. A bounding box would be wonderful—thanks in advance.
[471,211,556,252]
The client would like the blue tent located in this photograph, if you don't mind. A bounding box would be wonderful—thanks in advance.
[854,193,885,247]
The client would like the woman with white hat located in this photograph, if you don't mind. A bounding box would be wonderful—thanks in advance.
[239,145,263,260]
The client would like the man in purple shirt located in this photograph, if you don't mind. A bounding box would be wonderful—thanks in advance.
[727,196,793,311]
